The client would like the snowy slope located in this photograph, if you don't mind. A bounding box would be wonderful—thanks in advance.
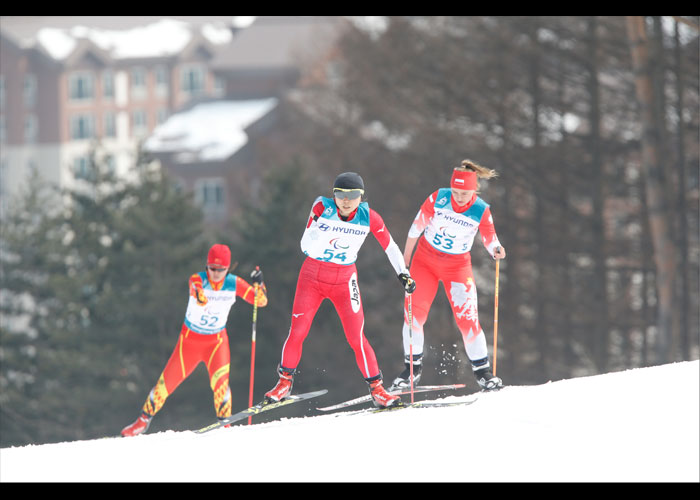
[1,361,698,482]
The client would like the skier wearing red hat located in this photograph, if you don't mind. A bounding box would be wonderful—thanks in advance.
[390,160,506,392]
[264,172,416,408]
[121,244,267,437]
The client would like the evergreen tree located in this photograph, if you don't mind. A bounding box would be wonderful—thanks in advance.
[0,160,208,446]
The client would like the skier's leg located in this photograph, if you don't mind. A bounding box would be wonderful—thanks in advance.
[205,331,232,418]
[279,263,324,370]
[142,325,203,416]
[390,253,439,389]
[122,325,202,436]
[330,268,379,379]
[444,270,502,390]
[266,260,324,401]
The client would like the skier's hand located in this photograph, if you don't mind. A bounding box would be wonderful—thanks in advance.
[254,284,268,307]
[493,246,506,260]
[193,285,208,306]
[398,273,416,294]
[250,267,264,285]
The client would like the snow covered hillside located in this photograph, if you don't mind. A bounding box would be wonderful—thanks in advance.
[1,361,698,482]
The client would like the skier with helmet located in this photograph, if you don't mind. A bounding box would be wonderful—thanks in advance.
[264,172,416,408]
[121,244,267,436]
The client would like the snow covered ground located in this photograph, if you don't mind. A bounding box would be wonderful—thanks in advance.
[1,360,697,482]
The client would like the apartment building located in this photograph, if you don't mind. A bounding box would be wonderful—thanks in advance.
[0,16,341,224]
[0,18,238,214]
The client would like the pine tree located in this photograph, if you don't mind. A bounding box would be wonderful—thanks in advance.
[0,158,208,445]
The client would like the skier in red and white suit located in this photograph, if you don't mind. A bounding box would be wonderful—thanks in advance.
[265,172,416,408]
[391,160,506,391]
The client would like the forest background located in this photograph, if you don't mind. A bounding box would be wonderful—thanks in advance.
[1,16,698,447]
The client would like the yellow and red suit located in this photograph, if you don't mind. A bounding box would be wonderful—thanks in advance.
[142,271,267,419]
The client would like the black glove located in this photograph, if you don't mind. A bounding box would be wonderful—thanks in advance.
[398,273,416,294]
[250,267,264,285]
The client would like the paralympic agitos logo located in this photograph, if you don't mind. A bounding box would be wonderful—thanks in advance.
[330,238,350,250]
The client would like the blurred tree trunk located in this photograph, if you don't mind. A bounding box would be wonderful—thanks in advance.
[526,20,551,376]
[493,21,520,378]
[554,67,575,374]
[586,17,611,371]
[672,19,690,359]
[625,16,677,364]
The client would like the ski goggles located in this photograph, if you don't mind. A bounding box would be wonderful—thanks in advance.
[333,187,364,200]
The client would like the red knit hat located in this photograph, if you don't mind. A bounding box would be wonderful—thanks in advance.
[207,244,231,268]
[451,169,477,190]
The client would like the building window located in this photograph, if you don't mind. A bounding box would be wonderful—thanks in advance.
[24,115,37,143]
[155,66,169,98]
[23,74,37,108]
[70,114,95,140]
[73,155,91,180]
[180,65,205,97]
[102,71,114,99]
[104,111,116,138]
[131,67,147,100]
[104,154,116,174]
[194,178,226,211]
[132,109,147,137]
[68,72,95,101]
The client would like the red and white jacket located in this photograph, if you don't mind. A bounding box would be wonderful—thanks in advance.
[300,196,407,275]
[409,188,501,258]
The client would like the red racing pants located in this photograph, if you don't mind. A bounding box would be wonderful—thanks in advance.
[141,324,232,418]
[403,237,489,366]
[279,257,381,380]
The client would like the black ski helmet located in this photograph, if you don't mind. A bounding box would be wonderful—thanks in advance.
[333,172,364,191]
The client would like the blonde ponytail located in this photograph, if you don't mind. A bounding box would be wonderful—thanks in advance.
[457,159,498,179]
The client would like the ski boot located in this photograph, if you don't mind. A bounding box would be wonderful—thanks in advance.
[121,412,153,437]
[389,354,423,391]
[367,374,402,408]
[264,366,295,402]
[474,367,503,391]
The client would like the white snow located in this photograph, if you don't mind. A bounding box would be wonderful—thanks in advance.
[35,28,77,60]
[1,360,697,482]
[143,98,278,163]
[35,19,232,61]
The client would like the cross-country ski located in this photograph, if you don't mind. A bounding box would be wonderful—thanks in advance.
[194,389,328,434]
[317,383,466,412]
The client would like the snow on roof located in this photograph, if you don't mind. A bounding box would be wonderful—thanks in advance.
[35,27,77,60]
[34,18,232,60]
[143,98,278,163]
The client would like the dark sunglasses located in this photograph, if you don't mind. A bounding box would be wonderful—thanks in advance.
[207,266,228,273]
[333,188,364,200]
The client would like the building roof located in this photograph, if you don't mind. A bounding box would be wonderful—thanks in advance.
[0,16,342,68]
[142,98,278,163]
[0,16,235,62]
